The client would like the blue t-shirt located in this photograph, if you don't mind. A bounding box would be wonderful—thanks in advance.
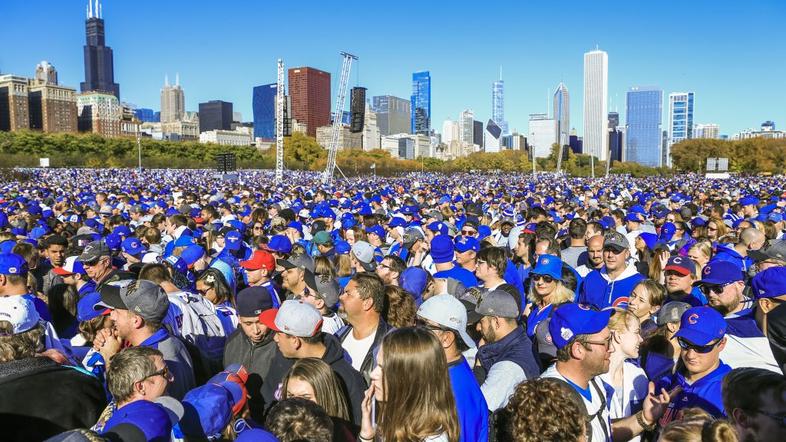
[448,357,489,442]
[656,362,731,426]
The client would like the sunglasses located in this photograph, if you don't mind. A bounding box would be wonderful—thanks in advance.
[461,230,477,236]
[531,274,555,283]
[603,247,626,255]
[677,337,720,354]
[699,282,734,296]
[415,319,450,333]
[144,366,173,382]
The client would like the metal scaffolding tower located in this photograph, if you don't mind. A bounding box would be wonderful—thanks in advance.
[275,59,285,184]
[322,51,357,185]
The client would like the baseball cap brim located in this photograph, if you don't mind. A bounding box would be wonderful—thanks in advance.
[460,299,481,324]
[663,265,691,276]
[674,327,717,346]
[275,259,296,272]
[748,249,778,262]
[53,267,75,276]
[258,308,280,331]
[93,285,126,311]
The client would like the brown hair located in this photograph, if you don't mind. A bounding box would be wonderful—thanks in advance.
[477,247,507,278]
[722,367,786,427]
[335,254,353,277]
[281,358,351,421]
[378,327,459,442]
[633,279,666,308]
[350,272,385,313]
[659,408,738,442]
[106,346,163,404]
[0,321,45,362]
[498,378,587,441]
[265,398,333,442]
[313,256,336,279]
[383,285,417,328]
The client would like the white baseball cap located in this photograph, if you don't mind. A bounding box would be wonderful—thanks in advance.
[259,300,322,337]
[417,294,476,349]
[0,296,41,334]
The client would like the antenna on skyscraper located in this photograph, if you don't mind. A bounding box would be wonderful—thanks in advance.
[499,65,502,81]
[87,0,92,18]
[176,73,180,87]
[164,74,169,87]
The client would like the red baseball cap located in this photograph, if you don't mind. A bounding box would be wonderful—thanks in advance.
[240,250,275,271]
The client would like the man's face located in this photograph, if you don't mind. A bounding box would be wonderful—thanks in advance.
[603,246,628,272]
[273,332,299,358]
[665,270,694,294]
[749,235,767,252]
[281,268,303,291]
[501,223,513,236]
[581,327,613,377]
[109,308,135,340]
[515,236,529,259]
[375,259,395,285]
[83,256,110,282]
[245,268,263,285]
[476,316,497,343]
[46,245,66,267]
[338,280,366,321]
[533,240,550,262]
[455,249,476,266]
[739,389,786,442]
[143,355,170,400]
[238,315,268,344]
[705,282,743,316]
[679,337,724,377]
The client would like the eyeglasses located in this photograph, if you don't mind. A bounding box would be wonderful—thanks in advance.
[584,335,613,349]
[531,274,555,283]
[708,226,718,231]
[144,366,173,382]
[699,282,735,296]
[603,247,626,255]
[677,337,720,354]
[461,230,477,236]
[253,225,264,230]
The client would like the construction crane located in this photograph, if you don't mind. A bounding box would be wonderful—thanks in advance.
[275,59,285,184]
[322,51,358,185]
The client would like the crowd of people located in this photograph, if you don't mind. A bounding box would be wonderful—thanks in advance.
[0,168,784,441]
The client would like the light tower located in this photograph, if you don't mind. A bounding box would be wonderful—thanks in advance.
[322,51,358,185]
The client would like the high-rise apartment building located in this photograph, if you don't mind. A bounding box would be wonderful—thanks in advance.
[372,95,410,135]
[35,61,58,85]
[77,91,121,137]
[473,120,484,148]
[583,49,609,160]
[81,0,120,99]
[694,123,719,139]
[252,83,277,141]
[667,92,694,167]
[288,67,331,138]
[492,70,509,135]
[459,109,475,146]
[0,75,30,131]
[625,87,663,167]
[528,113,557,158]
[608,112,624,162]
[554,82,570,147]
[484,119,502,153]
[442,119,460,145]
[28,78,78,133]
[411,71,431,135]
[160,74,185,123]
[198,100,233,132]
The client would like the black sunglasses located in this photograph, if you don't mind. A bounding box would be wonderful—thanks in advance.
[677,337,720,354]
[699,282,734,296]
[531,274,555,283]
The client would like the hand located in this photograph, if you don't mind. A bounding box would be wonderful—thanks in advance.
[360,385,376,440]
[642,382,680,424]
[92,327,111,350]
[95,328,122,360]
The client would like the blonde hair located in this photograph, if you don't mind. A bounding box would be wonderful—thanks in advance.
[659,408,738,442]
[607,309,638,334]
[334,254,353,277]
[527,280,574,305]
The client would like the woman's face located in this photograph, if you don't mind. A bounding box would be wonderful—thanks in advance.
[627,285,656,321]
[615,318,643,359]
[370,346,385,402]
[286,376,317,403]
[688,248,709,269]
[707,222,719,240]
[532,274,557,298]
[345,230,356,245]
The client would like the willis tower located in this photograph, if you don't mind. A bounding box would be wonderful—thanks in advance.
[81,0,120,99]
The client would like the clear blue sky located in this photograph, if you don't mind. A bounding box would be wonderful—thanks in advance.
[1,0,784,136]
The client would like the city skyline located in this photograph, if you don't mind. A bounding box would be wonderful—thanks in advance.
[1,1,785,137]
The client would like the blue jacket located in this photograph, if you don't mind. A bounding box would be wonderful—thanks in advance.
[656,362,731,426]
[579,264,645,309]
[434,264,478,289]
[711,245,753,273]
[476,326,540,381]
[449,357,489,442]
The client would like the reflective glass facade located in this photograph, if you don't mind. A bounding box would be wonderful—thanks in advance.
[625,87,663,167]
[411,71,431,135]
[252,83,276,140]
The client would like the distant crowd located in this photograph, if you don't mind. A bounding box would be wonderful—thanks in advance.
[0,168,784,442]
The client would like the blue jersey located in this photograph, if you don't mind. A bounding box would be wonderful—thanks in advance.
[448,357,489,442]
[656,362,731,426]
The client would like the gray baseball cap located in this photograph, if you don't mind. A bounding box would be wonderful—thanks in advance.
[351,241,376,272]
[475,289,519,319]
[94,279,170,323]
[79,240,111,264]
[603,231,630,251]
[656,301,691,326]
[313,274,340,307]
[417,294,476,349]
[276,253,315,273]
[749,239,786,262]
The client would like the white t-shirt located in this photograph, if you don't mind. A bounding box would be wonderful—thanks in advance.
[599,362,649,442]
[342,328,377,372]
[542,364,613,442]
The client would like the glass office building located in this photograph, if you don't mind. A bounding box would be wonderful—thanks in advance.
[625,87,663,167]
[252,83,276,140]
[411,71,431,135]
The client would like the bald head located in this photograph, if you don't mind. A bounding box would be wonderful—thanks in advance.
[587,234,605,249]
[740,227,766,251]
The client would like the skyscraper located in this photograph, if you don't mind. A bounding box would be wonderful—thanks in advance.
[608,112,624,162]
[372,95,410,135]
[35,61,58,85]
[625,86,663,167]
[411,71,431,135]
[492,68,508,135]
[198,100,233,132]
[288,67,331,138]
[583,49,609,160]
[252,83,277,141]
[160,74,185,123]
[459,109,475,146]
[667,92,694,167]
[553,82,570,147]
[81,0,120,99]
[528,113,557,158]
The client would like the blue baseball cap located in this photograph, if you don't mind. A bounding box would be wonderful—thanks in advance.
[121,237,147,256]
[388,216,407,228]
[694,260,744,286]
[112,225,132,239]
[478,225,492,241]
[401,267,428,302]
[674,306,726,346]
[549,303,612,349]
[426,221,449,236]
[104,233,122,251]
[430,235,455,264]
[664,255,696,276]
[335,240,351,255]
[267,235,292,254]
[454,235,480,253]
[181,244,206,268]
[173,234,196,248]
[751,267,786,300]
[0,253,28,275]
[0,241,15,255]
[638,232,659,251]
[102,400,173,442]
[532,254,563,281]
[165,255,187,275]
[286,221,303,235]
[660,222,676,241]
[365,225,386,239]
[625,212,643,223]
[739,195,760,207]
[224,230,243,251]
[77,291,105,322]
[181,382,245,439]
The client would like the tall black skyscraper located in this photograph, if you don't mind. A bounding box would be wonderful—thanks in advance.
[199,101,234,132]
[81,0,120,99]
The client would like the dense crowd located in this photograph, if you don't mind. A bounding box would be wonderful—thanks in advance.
[0,168,784,442]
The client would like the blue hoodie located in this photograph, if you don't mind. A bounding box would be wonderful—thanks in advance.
[711,245,753,273]
[579,264,644,309]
